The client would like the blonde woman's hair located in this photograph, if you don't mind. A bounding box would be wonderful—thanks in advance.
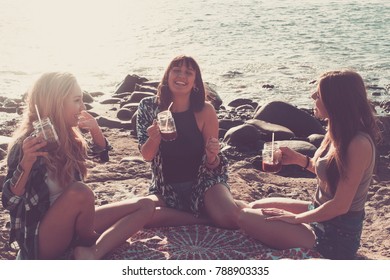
[9,72,88,187]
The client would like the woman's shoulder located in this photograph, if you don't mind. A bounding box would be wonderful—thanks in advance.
[194,102,217,122]
[352,132,374,149]
[199,102,216,115]
[139,95,157,106]
[138,96,159,114]
[347,132,374,159]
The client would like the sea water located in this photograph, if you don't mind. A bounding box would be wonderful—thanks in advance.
[0,0,389,122]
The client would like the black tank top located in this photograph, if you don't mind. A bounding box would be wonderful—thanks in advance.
[161,110,204,183]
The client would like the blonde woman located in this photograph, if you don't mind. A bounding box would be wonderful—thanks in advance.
[2,72,154,259]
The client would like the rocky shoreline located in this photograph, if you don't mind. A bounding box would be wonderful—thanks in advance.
[1,74,389,260]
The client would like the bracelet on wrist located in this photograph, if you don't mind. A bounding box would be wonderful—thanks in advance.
[207,155,219,165]
[302,155,310,170]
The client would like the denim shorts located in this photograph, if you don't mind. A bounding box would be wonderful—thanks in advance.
[309,203,365,260]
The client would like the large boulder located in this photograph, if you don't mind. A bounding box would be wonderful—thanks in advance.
[205,83,223,110]
[223,123,264,152]
[253,101,325,137]
[134,84,157,94]
[307,134,325,148]
[228,98,253,108]
[115,74,148,94]
[117,103,139,121]
[82,91,94,103]
[117,108,135,121]
[275,140,317,157]
[96,116,132,129]
[218,119,245,130]
[130,111,138,136]
[142,81,160,88]
[100,97,122,105]
[124,92,155,105]
[245,119,295,141]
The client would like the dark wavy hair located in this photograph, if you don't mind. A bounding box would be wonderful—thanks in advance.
[314,70,381,195]
[156,55,205,112]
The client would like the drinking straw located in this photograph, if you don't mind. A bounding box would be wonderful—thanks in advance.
[165,102,174,131]
[168,102,173,111]
[165,117,169,131]
[35,104,47,139]
[271,132,275,160]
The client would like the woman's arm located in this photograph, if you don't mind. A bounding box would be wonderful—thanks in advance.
[137,98,161,161]
[2,137,47,208]
[78,111,106,148]
[140,120,161,161]
[279,146,316,174]
[198,102,221,169]
[266,135,372,224]
[78,111,111,162]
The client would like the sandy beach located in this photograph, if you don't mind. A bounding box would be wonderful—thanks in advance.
[0,95,389,260]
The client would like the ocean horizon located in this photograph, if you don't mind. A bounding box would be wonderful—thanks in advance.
[1,0,389,122]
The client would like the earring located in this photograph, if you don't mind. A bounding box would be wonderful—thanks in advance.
[192,86,199,93]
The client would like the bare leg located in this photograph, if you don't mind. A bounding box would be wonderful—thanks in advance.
[235,199,250,209]
[250,197,311,214]
[74,197,155,260]
[38,182,98,259]
[237,207,316,249]
[203,183,240,229]
[146,195,211,227]
[146,207,211,227]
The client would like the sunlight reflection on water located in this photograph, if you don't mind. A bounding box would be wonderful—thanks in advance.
[0,0,389,121]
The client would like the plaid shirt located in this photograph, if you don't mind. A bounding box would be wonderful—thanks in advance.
[1,138,111,259]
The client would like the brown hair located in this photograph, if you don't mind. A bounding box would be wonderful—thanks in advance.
[156,55,205,112]
[314,70,381,195]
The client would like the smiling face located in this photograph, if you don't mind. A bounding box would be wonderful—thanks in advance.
[63,83,86,127]
[157,55,206,111]
[167,62,196,96]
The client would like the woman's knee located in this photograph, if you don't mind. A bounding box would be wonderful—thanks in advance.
[237,207,253,228]
[147,194,166,207]
[137,197,155,216]
[210,206,240,229]
[204,184,240,229]
[240,206,269,223]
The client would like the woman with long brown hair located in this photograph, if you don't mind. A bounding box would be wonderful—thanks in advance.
[238,70,381,259]
[137,55,243,228]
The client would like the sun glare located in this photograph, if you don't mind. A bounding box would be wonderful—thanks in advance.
[11,0,138,71]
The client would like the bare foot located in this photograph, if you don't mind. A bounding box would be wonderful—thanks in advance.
[73,246,98,260]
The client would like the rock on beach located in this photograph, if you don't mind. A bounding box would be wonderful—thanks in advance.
[0,74,389,260]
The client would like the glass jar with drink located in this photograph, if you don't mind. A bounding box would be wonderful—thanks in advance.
[157,110,177,141]
[262,142,282,173]
[32,117,60,152]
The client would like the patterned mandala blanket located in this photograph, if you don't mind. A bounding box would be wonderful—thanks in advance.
[104,225,323,260]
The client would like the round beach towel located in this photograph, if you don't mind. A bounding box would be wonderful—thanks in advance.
[105,225,322,260]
